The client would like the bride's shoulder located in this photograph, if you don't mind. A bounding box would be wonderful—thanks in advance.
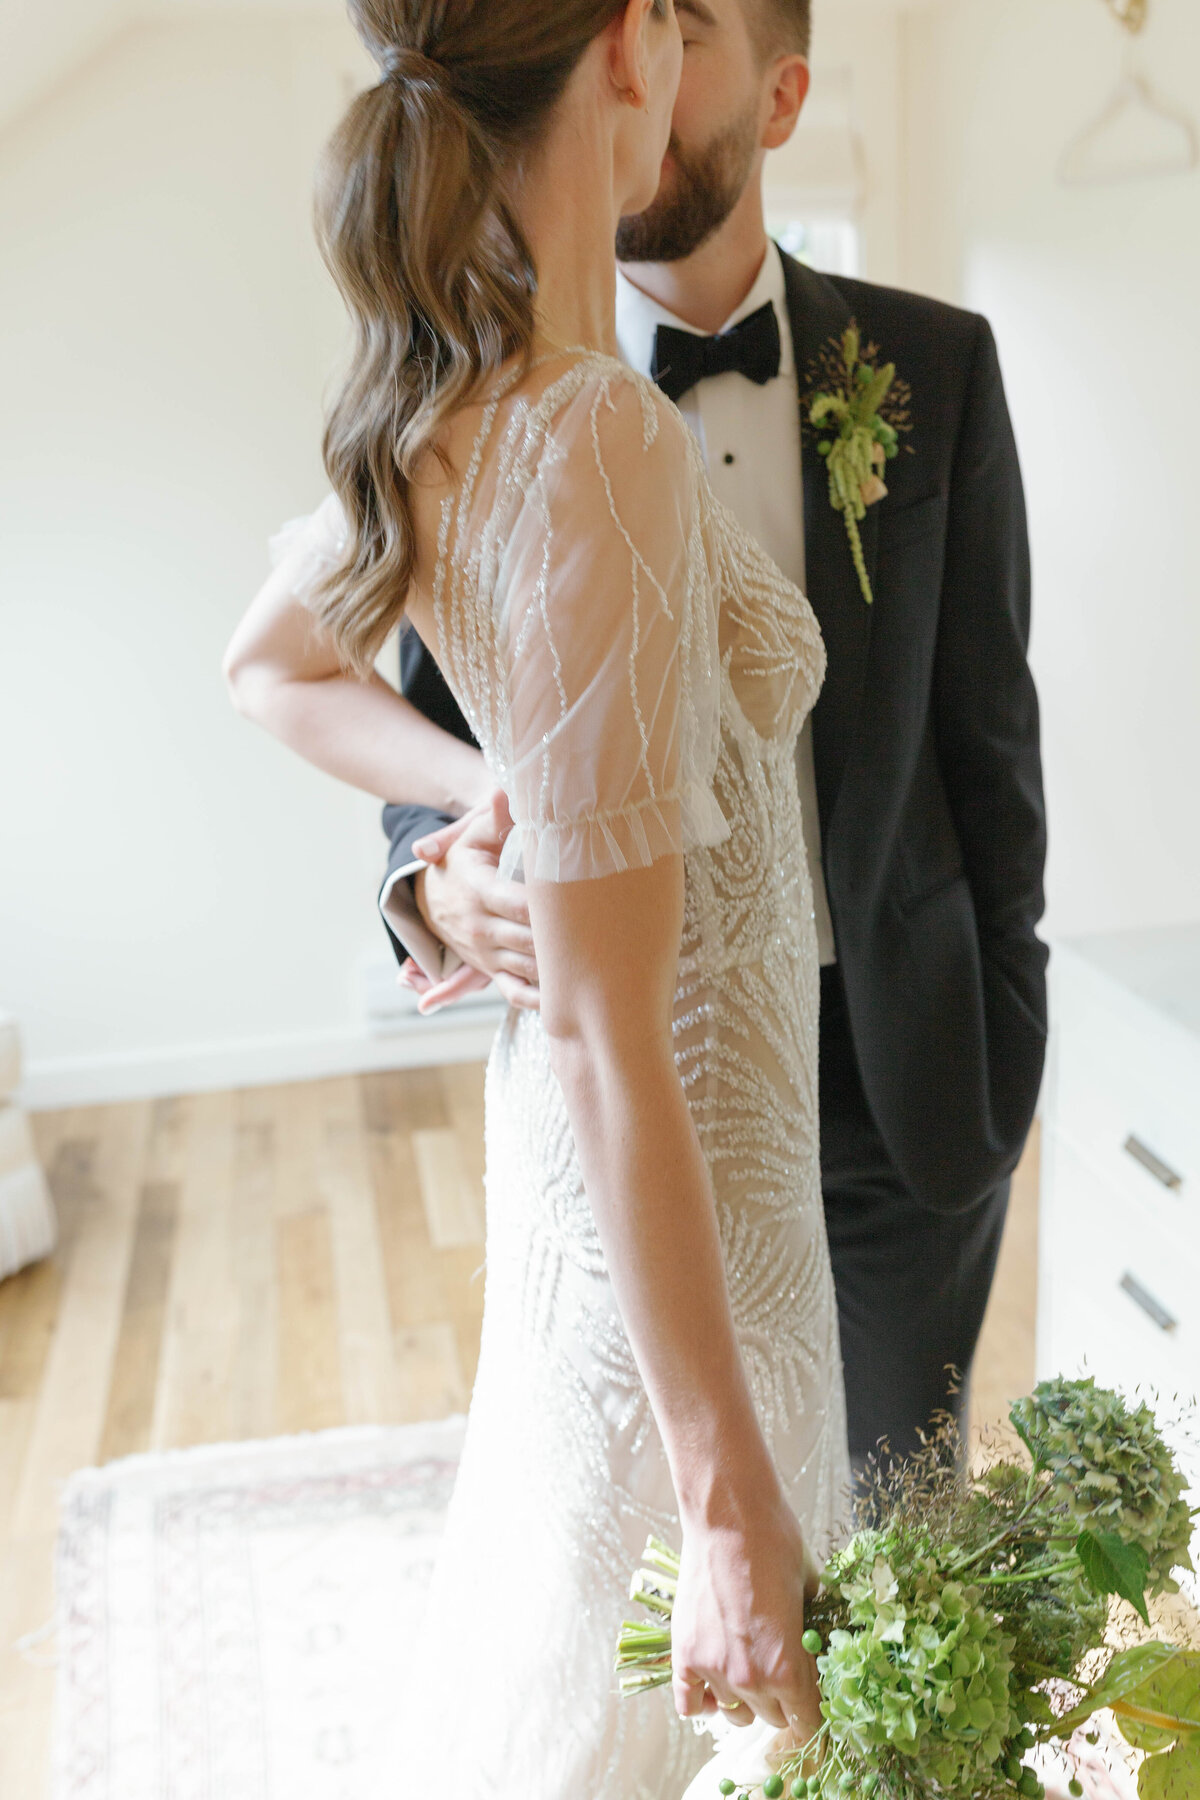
[516,351,702,497]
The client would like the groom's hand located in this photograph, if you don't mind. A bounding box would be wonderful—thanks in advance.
[411,790,539,1012]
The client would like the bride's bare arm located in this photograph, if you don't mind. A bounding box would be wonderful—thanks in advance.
[223,562,490,815]
[528,854,820,1738]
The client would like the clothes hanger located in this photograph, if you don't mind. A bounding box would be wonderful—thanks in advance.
[1104,0,1146,29]
[1059,0,1198,188]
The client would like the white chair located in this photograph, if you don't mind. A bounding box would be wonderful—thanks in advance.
[0,1013,58,1280]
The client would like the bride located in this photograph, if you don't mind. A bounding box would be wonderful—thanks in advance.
[224,0,850,1791]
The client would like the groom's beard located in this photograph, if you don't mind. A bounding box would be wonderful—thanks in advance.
[615,105,760,264]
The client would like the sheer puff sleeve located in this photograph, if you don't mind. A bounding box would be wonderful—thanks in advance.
[488,366,727,884]
[267,492,348,603]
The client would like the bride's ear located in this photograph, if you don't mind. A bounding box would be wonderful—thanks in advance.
[609,0,654,109]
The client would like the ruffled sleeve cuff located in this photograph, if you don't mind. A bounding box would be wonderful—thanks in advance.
[498,782,729,884]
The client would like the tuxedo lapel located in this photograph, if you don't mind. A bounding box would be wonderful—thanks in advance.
[781,251,876,840]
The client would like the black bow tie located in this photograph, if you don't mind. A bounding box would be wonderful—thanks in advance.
[651,301,782,405]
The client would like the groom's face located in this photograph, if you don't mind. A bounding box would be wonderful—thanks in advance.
[616,0,797,262]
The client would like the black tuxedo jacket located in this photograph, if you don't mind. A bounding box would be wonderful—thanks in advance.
[382,252,1048,1214]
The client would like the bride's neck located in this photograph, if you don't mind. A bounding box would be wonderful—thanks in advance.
[509,119,622,360]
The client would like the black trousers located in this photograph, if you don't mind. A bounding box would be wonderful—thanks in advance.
[819,964,1010,1467]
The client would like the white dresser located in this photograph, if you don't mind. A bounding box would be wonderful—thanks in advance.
[1038,922,1200,1514]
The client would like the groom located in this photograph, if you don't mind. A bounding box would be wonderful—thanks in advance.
[377,0,1048,1472]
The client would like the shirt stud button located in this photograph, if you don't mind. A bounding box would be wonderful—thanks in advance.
[723,452,735,465]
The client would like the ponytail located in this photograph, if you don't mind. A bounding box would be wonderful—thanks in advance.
[309,0,629,675]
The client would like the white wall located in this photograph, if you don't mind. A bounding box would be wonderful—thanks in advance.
[0,0,134,130]
[0,16,497,1107]
[767,0,905,284]
[899,0,1200,941]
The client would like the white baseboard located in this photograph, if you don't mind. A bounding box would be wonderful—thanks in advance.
[23,1007,505,1113]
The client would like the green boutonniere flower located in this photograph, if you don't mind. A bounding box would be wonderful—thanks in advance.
[806,325,912,605]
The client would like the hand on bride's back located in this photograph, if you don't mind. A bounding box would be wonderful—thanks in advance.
[671,1481,821,1740]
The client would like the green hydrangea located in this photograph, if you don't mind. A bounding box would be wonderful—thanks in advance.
[1010,1377,1194,1594]
[818,1530,1016,1788]
[1005,1559,1110,1681]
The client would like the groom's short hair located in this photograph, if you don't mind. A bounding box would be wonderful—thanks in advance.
[750,0,812,60]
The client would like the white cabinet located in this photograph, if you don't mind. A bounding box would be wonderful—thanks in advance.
[1039,924,1200,1392]
[1038,924,1200,1583]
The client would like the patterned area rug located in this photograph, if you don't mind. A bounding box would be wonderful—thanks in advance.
[54,1417,464,1800]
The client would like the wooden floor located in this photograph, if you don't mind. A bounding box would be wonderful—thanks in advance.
[970,1118,1040,1452]
[0,1067,1038,1799]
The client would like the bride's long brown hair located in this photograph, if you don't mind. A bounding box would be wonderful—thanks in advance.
[312,0,647,674]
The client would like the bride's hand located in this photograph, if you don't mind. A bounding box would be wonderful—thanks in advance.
[671,1484,821,1740]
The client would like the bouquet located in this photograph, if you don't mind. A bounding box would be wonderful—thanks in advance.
[616,1378,1200,1800]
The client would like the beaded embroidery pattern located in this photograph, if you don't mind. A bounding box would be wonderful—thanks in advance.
[274,355,851,1796]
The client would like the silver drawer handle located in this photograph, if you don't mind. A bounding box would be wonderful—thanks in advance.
[1123,1135,1183,1192]
[1119,1271,1178,1335]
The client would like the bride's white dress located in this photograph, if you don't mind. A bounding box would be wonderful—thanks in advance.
[277,354,850,1797]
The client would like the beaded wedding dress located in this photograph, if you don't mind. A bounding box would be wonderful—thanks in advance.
[275,354,850,1798]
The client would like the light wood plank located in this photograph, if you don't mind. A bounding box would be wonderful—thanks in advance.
[0,1526,56,1800]
[26,1105,80,1175]
[0,1398,35,1551]
[0,1257,62,1403]
[319,1078,403,1426]
[270,1079,330,1223]
[442,1245,488,1393]
[361,1065,449,1136]
[268,1080,345,1434]
[151,1089,237,1449]
[412,1126,485,1249]
[140,1094,197,1187]
[4,1107,79,1441]
[439,1061,486,1211]
[367,1119,452,1329]
[228,1089,278,1441]
[93,1099,195,1465]
[0,1101,151,1800]
[363,1080,486,1399]
[276,1207,343,1433]
[96,1177,180,1464]
[970,1121,1041,1448]
[10,1100,150,1535]
[393,1320,469,1421]
[0,1120,87,1547]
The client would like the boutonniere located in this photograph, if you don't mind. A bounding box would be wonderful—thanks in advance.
[806,325,912,605]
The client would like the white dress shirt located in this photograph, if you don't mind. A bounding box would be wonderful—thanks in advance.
[615,247,835,964]
[382,242,836,973]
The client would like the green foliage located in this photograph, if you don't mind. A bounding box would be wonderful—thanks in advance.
[1010,1377,1194,1595]
[1112,1647,1200,1751]
[1055,1642,1183,1735]
[1002,1555,1110,1683]
[1138,1736,1200,1800]
[816,1531,1016,1787]
[1106,1647,1200,1800]
[1077,1528,1152,1623]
